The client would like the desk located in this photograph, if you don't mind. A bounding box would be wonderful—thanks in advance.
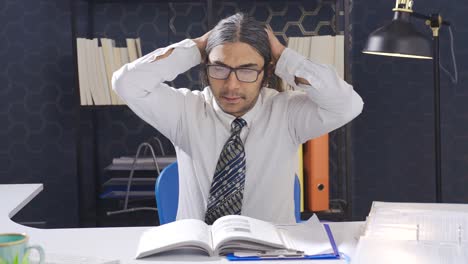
[0,184,363,263]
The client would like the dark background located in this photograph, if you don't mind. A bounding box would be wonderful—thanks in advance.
[350,0,468,218]
[1,0,466,227]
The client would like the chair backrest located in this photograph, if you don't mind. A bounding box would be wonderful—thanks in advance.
[155,162,301,224]
[155,162,179,225]
[294,174,301,223]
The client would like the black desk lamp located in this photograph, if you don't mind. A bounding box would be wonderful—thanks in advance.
[362,0,452,203]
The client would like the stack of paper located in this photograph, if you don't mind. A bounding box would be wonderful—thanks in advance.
[354,202,468,264]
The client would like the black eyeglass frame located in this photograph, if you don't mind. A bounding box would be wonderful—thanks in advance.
[205,64,264,83]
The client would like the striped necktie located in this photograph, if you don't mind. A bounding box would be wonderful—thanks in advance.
[205,118,247,225]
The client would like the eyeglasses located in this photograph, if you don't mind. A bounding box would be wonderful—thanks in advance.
[206,64,263,83]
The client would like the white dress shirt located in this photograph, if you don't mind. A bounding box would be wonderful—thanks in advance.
[112,39,364,224]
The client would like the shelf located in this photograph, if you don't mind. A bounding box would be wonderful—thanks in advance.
[100,190,155,199]
[80,105,128,108]
[105,156,176,171]
[103,177,156,186]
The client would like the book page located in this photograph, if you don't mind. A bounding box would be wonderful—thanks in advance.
[119,47,129,65]
[211,215,285,255]
[84,39,97,105]
[76,38,90,105]
[135,37,143,58]
[101,38,118,105]
[90,38,106,105]
[308,35,335,65]
[112,46,126,105]
[97,46,112,105]
[277,214,335,255]
[126,38,138,62]
[135,219,212,259]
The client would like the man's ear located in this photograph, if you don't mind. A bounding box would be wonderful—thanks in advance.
[267,62,275,77]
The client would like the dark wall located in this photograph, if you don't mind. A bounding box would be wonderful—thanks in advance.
[0,1,79,227]
[351,0,468,219]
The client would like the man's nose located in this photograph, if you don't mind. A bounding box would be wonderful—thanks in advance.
[224,71,241,90]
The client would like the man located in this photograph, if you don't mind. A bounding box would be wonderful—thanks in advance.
[112,13,363,224]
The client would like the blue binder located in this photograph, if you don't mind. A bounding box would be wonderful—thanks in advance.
[225,224,340,261]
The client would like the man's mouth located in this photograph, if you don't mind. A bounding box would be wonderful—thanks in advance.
[222,96,242,103]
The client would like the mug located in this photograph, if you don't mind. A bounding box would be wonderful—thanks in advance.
[0,233,44,264]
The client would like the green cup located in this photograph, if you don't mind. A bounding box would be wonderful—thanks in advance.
[0,233,44,264]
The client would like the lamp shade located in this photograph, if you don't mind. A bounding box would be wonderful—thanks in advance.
[363,13,432,59]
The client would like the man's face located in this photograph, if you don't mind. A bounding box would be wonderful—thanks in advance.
[207,42,265,117]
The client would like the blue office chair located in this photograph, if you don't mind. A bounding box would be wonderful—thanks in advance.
[294,174,301,222]
[155,161,301,225]
[155,162,179,225]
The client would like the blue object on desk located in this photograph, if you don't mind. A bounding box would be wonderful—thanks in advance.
[225,224,340,261]
[155,161,302,225]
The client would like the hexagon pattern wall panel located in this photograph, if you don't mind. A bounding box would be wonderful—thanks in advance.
[0,0,79,227]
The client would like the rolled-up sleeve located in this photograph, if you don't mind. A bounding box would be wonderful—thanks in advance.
[275,48,364,144]
[111,39,201,143]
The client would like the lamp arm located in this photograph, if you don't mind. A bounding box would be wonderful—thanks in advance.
[410,11,451,26]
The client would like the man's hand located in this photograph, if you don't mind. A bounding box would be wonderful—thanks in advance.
[265,26,310,86]
[151,31,211,63]
[265,26,286,63]
[192,30,212,62]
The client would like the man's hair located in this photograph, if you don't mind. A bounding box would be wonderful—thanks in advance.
[201,13,284,92]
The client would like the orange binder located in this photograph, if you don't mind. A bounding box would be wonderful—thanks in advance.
[303,134,329,211]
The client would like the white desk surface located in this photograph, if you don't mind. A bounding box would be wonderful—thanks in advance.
[0,184,363,263]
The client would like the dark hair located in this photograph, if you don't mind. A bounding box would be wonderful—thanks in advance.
[200,13,283,92]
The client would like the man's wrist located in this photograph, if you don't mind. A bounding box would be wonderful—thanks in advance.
[273,46,286,62]
[191,37,208,61]
[191,39,202,52]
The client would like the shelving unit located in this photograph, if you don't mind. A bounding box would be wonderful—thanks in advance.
[104,138,175,215]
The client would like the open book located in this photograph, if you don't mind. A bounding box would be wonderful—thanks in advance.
[135,215,338,259]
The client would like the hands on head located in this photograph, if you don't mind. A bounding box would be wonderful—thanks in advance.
[193,25,285,66]
[264,25,285,63]
[192,30,212,61]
